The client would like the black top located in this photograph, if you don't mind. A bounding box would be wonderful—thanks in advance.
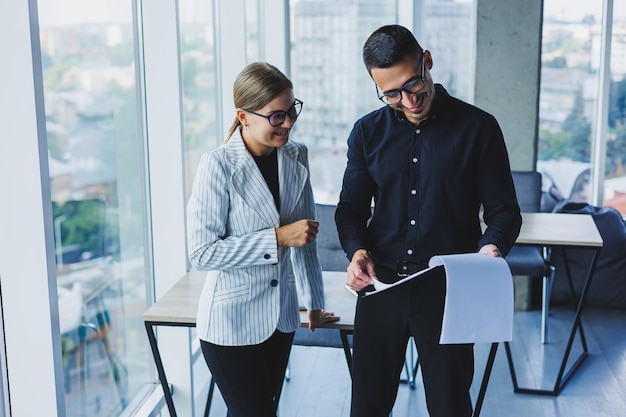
[336,84,521,263]
[253,148,280,212]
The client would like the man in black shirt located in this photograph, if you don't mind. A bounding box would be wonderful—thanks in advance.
[336,25,521,417]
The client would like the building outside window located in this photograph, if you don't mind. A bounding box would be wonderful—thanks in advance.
[289,0,476,204]
[179,0,220,196]
[38,0,152,415]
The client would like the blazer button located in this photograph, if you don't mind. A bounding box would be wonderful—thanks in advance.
[264,253,271,260]
[270,279,278,287]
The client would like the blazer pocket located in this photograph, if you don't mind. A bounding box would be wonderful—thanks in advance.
[213,283,251,303]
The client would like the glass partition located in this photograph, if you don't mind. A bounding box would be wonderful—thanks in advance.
[38,0,152,414]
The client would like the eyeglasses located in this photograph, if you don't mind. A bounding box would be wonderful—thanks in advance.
[243,99,303,127]
[376,52,425,105]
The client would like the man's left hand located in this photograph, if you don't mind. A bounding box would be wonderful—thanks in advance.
[478,244,501,257]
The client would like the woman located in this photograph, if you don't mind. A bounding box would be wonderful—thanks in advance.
[187,62,338,417]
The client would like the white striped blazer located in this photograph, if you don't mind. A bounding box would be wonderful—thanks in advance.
[187,130,325,346]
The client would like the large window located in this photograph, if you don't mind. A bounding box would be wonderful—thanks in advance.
[38,1,152,415]
[606,1,626,212]
[289,0,399,204]
[179,0,220,195]
[289,0,476,204]
[539,0,626,214]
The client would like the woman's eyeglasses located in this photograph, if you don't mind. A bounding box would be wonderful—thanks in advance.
[243,99,303,127]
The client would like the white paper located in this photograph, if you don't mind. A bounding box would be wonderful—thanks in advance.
[364,267,433,296]
[364,253,513,344]
[430,253,513,344]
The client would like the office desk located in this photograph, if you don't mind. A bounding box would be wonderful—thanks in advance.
[144,270,499,417]
[143,272,204,417]
[505,212,603,395]
[143,272,354,417]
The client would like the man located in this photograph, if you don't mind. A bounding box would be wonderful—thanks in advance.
[335,25,522,417]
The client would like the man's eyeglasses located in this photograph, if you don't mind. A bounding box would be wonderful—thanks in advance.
[243,99,303,127]
[376,52,425,105]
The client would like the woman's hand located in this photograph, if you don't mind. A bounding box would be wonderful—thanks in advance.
[276,219,319,247]
[308,309,340,332]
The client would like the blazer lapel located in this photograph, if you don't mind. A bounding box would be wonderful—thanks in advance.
[227,132,279,226]
[278,142,307,220]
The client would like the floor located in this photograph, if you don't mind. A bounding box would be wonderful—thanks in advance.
[206,305,626,417]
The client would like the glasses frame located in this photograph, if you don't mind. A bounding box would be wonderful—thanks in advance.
[376,51,425,105]
[242,99,303,127]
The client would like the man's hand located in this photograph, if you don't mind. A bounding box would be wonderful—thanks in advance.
[479,244,501,257]
[347,249,376,291]
[308,309,340,332]
[276,219,319,247]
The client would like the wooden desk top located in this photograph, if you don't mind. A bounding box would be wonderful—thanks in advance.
[516,212,602,248]
[143,270,356,328]
[299,271,356,330]
[144,213,602,327]
[143,271,206,325]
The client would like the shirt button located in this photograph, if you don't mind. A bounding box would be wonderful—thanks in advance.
[407,249,413,255]
[270,279,278,287]
[410,220,416,225]
[411,189,417,195]
[264,253,271,260]
[415,129,421,134]
[412,157,418,163]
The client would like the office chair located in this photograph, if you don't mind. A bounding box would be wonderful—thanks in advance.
[506,171,555,343]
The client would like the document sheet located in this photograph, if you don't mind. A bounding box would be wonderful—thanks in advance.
[365,253,513,344]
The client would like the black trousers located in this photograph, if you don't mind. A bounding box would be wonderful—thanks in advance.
[350,265,474,417]
[200,330,294,417]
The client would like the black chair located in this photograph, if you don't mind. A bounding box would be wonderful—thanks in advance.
[506,171,555,343]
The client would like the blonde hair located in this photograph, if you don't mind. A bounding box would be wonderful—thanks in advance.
[226,62,293,141]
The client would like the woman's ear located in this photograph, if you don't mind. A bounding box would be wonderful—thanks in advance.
[236,108,248,126]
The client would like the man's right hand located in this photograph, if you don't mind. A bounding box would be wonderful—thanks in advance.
[347,249,376,291]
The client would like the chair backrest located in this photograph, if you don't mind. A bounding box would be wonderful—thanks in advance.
[512,171,542,213]
[315,203,349,271]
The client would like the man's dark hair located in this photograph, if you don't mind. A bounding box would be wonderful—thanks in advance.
[362,25,422,74]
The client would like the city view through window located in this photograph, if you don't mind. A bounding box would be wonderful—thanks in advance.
[539,0,626,214]
[39,1,151,415]
[290,0,476,205]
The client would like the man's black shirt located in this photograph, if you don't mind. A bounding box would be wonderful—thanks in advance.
[336,84,522,263]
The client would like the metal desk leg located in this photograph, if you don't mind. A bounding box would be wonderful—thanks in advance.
[339,329,353,377]
[144,321,177,417]
[473,343,498,417]
[505,248,600,395]
[204,377,215,417]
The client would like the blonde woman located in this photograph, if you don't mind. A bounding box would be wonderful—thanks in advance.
[187,62,338,417]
